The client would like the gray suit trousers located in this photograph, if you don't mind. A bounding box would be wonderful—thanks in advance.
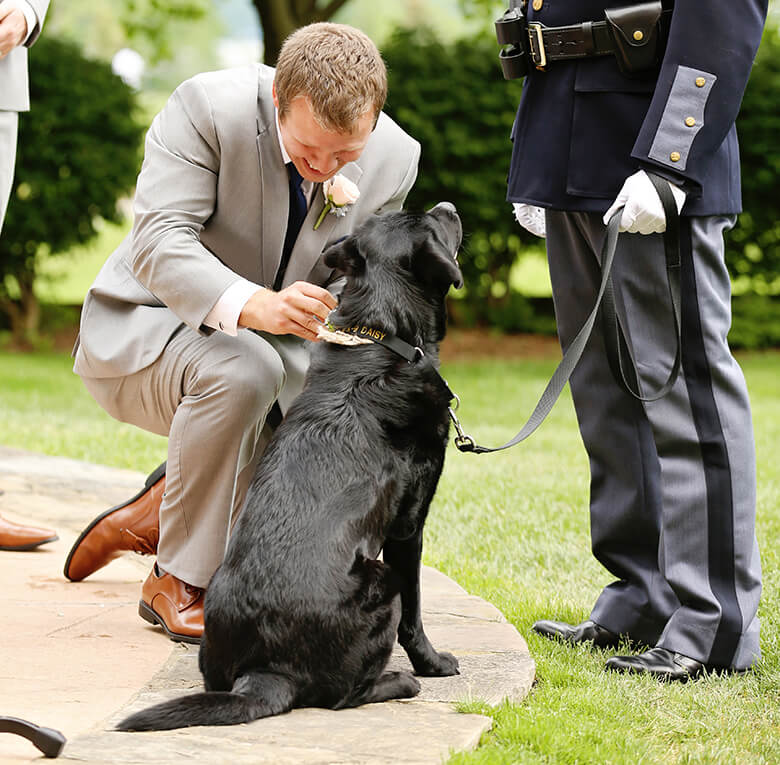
[80,324,305,588]
[545,210,761,670]
[0,110,19,234]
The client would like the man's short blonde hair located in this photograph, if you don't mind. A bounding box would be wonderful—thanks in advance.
[275,23,387,134]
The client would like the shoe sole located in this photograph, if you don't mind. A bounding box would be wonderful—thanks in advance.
[532,624,622,651]
[0,535,58,551]
[63,462,166,581]
[138,599,202,645]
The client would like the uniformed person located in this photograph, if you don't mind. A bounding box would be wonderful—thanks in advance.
[505,0,767,679]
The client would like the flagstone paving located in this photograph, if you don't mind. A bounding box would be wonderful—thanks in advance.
[0,447,534,763]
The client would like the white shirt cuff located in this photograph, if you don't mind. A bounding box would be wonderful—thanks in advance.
[18,1,37,45]
[203,279,261,336]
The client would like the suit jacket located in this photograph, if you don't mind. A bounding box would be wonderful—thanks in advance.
[0,0,49,112]
[74,64,421,397]
[506,0,767,215]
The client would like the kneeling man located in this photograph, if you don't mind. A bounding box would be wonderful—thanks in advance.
[64,23,420,644]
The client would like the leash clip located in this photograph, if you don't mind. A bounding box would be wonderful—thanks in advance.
[448,404,476,452]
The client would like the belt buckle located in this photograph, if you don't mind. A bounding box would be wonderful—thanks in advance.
[527,22,547,69]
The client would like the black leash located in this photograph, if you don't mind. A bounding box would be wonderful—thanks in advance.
[602,172,682,402]
[331,177,681,454]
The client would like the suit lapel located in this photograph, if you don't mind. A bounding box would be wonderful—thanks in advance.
[281,161,364,287]
[256,116,288,288]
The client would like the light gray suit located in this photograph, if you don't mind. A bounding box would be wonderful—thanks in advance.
[0,0,48,232]
[74,64,421,586]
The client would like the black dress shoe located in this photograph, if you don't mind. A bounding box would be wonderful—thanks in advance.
[605,647,705,682]
[532,619,622,649]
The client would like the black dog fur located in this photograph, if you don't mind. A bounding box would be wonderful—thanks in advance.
[117,203,463,731]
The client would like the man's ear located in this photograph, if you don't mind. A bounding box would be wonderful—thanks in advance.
[413,240,463,293]
[323,236,365,276]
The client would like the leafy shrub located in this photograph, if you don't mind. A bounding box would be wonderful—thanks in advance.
[383,28,532,324]
[726,23,780,298]
[0,36,145,340]
[383,23,779,347]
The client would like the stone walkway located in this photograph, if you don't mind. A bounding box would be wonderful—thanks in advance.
[0,447,535,763]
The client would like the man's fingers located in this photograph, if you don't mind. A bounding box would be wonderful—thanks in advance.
[603,199,624,227]
[288,294,332,323]
[287,312,323,342]
[276,301,329,340]
[619,207,637,233]
[293,281,338,310]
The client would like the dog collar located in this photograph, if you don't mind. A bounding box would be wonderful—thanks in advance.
[318,320,424,363]
[317,317,478,453]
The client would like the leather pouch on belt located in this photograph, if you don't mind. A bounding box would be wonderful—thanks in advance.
[605,1,664,76]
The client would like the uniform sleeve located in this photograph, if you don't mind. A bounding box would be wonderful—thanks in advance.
[632,0,767,191]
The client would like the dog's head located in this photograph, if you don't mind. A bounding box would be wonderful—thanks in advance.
[323,203,463,345]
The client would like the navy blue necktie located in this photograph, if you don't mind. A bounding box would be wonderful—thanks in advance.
[274,162,307,291]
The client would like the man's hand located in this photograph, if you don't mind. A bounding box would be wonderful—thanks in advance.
[513,203,546,238]
[0,1,29,59]
[603,170,686,234]
[239,281,338,342]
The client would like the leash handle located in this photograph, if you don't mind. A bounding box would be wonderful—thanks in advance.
[0,716,66,758]
[601,173,682,402]
[454,172,681,454]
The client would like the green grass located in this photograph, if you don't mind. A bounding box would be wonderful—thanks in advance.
[0,350,166,468]
[0,348,777,763]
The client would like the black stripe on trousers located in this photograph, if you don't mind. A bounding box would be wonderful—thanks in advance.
[679,218,742,667]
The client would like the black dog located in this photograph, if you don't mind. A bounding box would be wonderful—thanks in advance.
[118,202,463,731]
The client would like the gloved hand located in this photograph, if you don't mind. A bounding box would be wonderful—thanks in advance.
[513,203,546,238]
[603,170,686,234]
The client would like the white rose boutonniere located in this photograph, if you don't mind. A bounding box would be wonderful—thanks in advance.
[313,174,360,230]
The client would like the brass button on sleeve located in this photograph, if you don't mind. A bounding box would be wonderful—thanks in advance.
[685,116,696,127]
[532,0,543,10]
[633,30,644,41]
[695,77,706,87]
[670,151,681,162]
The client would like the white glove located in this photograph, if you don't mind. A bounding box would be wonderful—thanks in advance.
[603,170,686,234]
[513,203,546,238]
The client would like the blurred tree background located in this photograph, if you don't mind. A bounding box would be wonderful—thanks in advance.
[0,0,777,347]
[0,38,145,342]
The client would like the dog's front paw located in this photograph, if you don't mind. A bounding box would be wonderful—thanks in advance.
[397,671,422,698]
[414,650,460,677]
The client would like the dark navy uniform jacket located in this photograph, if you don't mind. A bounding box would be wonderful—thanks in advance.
[507,0,767,215]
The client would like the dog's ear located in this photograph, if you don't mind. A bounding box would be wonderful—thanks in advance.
[323,236,365,277]
[413,240,463,293]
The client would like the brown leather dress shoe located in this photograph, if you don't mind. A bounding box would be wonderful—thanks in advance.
[138,564,204,644]
[0,514,58,551]
[63,463,165,581]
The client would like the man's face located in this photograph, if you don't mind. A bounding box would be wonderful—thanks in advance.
[273,86,375,183]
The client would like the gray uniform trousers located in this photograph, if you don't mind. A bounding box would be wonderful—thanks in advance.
[545,210,761,670]
[81,324,309,589]
[0,110,19,234]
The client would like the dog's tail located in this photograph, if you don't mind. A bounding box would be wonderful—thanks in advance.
[116,672,295,731]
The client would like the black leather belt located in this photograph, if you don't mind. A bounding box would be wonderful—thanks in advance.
[526,10,671,68]
[527,21,615,67]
